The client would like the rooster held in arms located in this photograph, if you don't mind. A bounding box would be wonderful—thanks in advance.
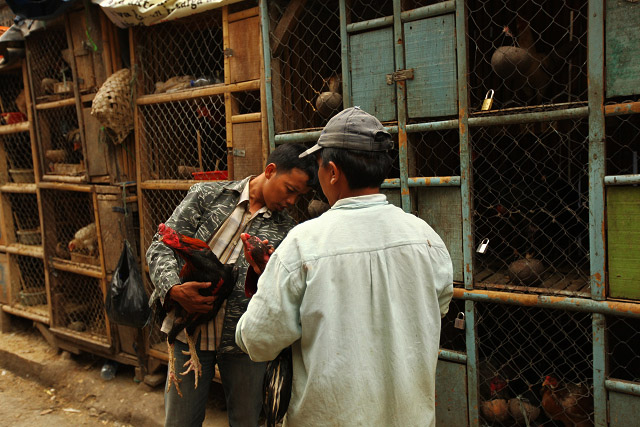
[541,375,593,427]
[157,223,236,397]
[241,233,292,427]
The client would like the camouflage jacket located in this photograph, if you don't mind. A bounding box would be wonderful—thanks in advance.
[146,177,298,354]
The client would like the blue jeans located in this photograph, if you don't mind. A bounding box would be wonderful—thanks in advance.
[164,341,267,427]
[218,352,267,427]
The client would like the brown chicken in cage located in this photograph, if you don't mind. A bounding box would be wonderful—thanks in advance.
[68,223,97,255]
[541,375,593,427]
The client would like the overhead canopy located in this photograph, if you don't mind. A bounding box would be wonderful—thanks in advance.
[92,0,244,28]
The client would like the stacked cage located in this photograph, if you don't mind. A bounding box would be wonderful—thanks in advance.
[20,2,142,362]
[132,2,266,365]
[264,0,640,425]
[0,2,48,323]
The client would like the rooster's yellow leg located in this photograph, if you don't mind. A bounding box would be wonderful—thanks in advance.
[180,328,203,389]
[166,338,183,397]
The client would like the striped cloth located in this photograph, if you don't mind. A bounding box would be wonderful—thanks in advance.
[161,179,269,351]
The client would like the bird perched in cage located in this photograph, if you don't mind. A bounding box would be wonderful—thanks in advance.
[479,360,515,424]
[541,375,593,427]
[506,378,541,425]
[491,16,573,105]
[157,223,236,398]
[68,222,97,255]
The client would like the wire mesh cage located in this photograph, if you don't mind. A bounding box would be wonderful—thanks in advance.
[40,188,98,267]
[606,114,640,177]
[472,118,590,295]
[408,130,460,178]
[26,26,73,103]
[0,71,27,124]
[138,96,227,181]
[267,0,342,133]
[37,105,83,178]
[10,254,47,317]
[132,10,225,96]
[607,316,640,383]
[439,298,466,353]
[467,0,587,112]
[476,303,594,426]
[1,132,34,183]
[50,269,108,342]
[5,192,41,245]
[140,189,189,357]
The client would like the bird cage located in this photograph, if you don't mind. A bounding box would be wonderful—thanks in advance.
[262,0,640,424]
[5,254,48,321]
[39,182,138,353]
[26,3,134,184]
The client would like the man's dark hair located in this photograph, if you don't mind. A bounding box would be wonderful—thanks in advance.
[319,147,392,189]
[268,143,318,188]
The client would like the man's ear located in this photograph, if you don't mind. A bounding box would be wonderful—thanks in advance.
[264,163,277,179]
[328,161,340,184]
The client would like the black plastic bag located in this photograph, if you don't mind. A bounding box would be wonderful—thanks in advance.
[105,240,150,328]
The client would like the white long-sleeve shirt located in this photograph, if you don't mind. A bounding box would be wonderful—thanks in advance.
[236,194,453,427]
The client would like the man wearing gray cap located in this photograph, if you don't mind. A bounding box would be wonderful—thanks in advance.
[236,107,453,426]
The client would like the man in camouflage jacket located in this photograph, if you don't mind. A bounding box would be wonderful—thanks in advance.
[147,144,317,427]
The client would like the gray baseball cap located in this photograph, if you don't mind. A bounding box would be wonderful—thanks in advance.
[299,107,393,158]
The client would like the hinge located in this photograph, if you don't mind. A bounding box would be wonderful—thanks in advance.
[224,48,234,58]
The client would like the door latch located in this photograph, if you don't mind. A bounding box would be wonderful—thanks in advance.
[386,68,414,85]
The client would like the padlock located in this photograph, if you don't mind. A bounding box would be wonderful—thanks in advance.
[476,238,490,254]
[454,312,465,330]
[481,89,494,111]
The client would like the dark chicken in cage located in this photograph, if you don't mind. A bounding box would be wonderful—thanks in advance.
[157,223,236,398]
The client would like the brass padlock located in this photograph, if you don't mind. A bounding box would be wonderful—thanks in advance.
[481,89,494,111]
[454,312,465,330]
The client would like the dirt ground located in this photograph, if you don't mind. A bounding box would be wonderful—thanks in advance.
[0,315,229,426]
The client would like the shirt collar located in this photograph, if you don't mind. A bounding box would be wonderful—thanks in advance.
[331,193,388,210]
[237,176,272,219]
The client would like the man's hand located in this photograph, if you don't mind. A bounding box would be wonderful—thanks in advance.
[241,233,273,275]
[167,281,214,314]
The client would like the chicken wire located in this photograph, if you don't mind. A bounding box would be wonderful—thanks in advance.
[472,118,590,295]
[138,96,227,181]
[25,26,72,102]
[439,297,466,353]
[36,105,83,177]
[476,303,594,426]
[606,114,640,176]
[607,316,640,384]
[6,193,40,245]
[467,0,587,112]
[0,71,27,122]
[10,255,47,317]
[132,10,224,96]
[50,269,108,342]
[267,0,342,133]
[408,130,460,178]
[40,188,98,265]
[2,132,34,182]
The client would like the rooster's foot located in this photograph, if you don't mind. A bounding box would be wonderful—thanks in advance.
[166,339,183,398]
[180,330,202,389]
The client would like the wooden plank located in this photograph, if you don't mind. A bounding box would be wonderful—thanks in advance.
[232,121,262,180]
[68,10,96,92]
[0,122,30,135]
[606,0,640,97]
[435,360,468,426]
[0,252,9,304]
[350,28,396,122]
[417,187,463,282]
[228,15,261,84]
[404,14,457,118]
[271,0,307,57]
[228,6,259,23]
[607,186,640,300]
[82,107,109,177]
